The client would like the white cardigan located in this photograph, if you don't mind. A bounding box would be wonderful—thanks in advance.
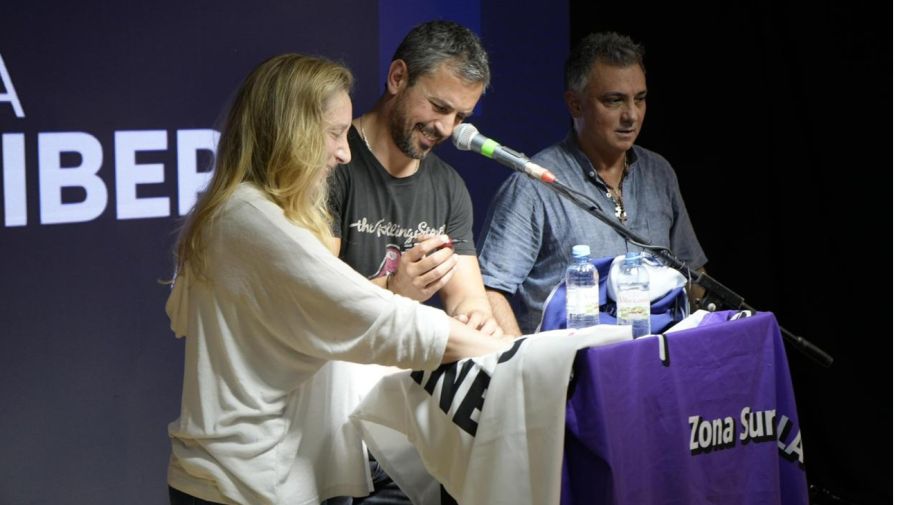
[166,183,448,505]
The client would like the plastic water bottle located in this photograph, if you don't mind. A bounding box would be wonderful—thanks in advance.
[566,245,600,329]
[616,251,651,337]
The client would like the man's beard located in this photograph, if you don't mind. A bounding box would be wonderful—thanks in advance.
[389,96,443,160]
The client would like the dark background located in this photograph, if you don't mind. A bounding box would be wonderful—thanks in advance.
[0,0,889,503]
[567,1,890,504]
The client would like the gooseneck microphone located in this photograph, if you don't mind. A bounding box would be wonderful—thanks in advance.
[451,124,557,183]
[450,130,833,368]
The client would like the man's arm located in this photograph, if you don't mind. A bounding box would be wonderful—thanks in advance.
[439,255,503,337]
[485,288,522,336]
[477,172,545,336]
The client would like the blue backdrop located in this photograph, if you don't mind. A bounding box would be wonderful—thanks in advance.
[0,2,567,503]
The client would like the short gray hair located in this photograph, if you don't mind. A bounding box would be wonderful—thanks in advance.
[392,20,491,90]
[565,32,644,93]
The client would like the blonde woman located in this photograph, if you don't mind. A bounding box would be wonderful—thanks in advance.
[165,54,507,505]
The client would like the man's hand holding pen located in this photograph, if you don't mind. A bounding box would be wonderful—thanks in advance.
[402,238,468,251]
[386,234,460,302]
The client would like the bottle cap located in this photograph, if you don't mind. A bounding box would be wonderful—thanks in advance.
[572,244,591,257]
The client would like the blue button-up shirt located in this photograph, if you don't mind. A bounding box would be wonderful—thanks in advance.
[478,132,707,333]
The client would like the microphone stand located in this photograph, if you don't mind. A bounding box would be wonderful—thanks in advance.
[513,164,834,368]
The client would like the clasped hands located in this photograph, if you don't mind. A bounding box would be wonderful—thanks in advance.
[388,234,459,301]
[387,234,504,339]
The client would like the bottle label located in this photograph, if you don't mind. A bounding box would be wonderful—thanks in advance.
[567,286,600,316]
[617,290,650,320]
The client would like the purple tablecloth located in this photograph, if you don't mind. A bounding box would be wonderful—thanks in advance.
[562,312,808,505]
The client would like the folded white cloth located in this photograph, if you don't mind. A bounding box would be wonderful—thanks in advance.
[351,325,632,505]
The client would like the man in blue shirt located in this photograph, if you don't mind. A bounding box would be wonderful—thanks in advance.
[478,32,707,335]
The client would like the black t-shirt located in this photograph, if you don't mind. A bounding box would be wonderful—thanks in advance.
[328,126,476,279]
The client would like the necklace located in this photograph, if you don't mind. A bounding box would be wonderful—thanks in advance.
[358,115,420,175]
[358,116,373,151]
[601,157,628,224]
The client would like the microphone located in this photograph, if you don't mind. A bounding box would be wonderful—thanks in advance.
[452,124,557,183]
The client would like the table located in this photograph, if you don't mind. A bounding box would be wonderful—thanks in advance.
[352,312,807,505]
[562,311,808,504]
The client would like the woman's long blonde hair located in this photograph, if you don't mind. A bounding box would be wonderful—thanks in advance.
[175,53,353,278]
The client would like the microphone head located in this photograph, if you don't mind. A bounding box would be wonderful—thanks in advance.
[452,123,479,151]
